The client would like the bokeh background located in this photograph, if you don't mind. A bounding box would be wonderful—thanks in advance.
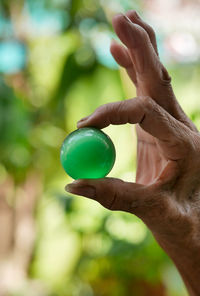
[0,0,200,295]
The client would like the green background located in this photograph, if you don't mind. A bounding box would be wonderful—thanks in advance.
[0,0,199,295]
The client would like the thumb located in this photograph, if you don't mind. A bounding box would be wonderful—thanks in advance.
[65,178,165,218]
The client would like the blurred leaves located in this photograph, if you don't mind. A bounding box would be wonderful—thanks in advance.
[0,1,196,296]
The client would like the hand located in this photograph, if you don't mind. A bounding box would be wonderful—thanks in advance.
[66,11,200,295]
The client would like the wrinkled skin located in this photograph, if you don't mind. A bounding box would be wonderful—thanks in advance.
[66,11,200,296]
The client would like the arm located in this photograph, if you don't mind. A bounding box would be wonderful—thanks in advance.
[66,12,200,296]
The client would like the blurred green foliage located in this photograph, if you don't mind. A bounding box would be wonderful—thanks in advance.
[1,0,199,295]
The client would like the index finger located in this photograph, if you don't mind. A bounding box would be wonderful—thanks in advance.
[77,97,192,160]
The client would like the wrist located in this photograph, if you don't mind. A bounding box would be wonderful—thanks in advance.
[153,231,200,296]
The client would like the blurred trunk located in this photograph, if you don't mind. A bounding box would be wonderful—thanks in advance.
[0,173,42,296]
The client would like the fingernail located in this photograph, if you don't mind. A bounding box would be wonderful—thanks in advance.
[128,11,141,20]
[77,118,88,129]
[134,11,141,19]
[65,184,96,198]
[123,14,132,24]
[78,115,90,122]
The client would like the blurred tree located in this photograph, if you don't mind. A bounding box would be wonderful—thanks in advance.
[1,0,198,295]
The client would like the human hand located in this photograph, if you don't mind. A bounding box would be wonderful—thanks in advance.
[66,12,200,295]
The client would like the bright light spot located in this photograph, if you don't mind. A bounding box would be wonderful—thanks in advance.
[27,6,70,36]
[75,45,95,67]
[31,124,66,148]
[33,199,81,283]
[10,145,30,167]
[92,31,119,69]
[168,32,199,62]
[79,19,119,69]
[86,235,112,255]
[106,216,147,244]
[120,171,135,182]
[79,18,97,36]
[100,0,135,12]
[0,17,13,38]
[0,41,26,74]
[163,264,188,295]
[29,86,49,107]
[83,0,98,12]
[70,212,101,233]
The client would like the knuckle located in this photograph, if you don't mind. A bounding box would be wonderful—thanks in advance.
[159,66,172,86]
[140,96,156,110]
[148,61,172,87]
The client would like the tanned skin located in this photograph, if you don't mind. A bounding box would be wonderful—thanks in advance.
[66,11,200,296]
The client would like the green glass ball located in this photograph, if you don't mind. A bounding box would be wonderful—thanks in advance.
[60,127,116,179]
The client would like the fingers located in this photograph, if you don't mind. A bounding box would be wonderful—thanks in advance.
[111,13,197,132]
[112,14,160,77]
[110,10,159,87]
[65,177,164,219]
[126,10,158,55]
[77,97,192,160]
[110,9,159,88]
[111,13,174,114]
[110,40,137,85]
[110,40,132,68]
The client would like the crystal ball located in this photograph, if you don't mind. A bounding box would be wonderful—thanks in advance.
[60,127,116,179]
